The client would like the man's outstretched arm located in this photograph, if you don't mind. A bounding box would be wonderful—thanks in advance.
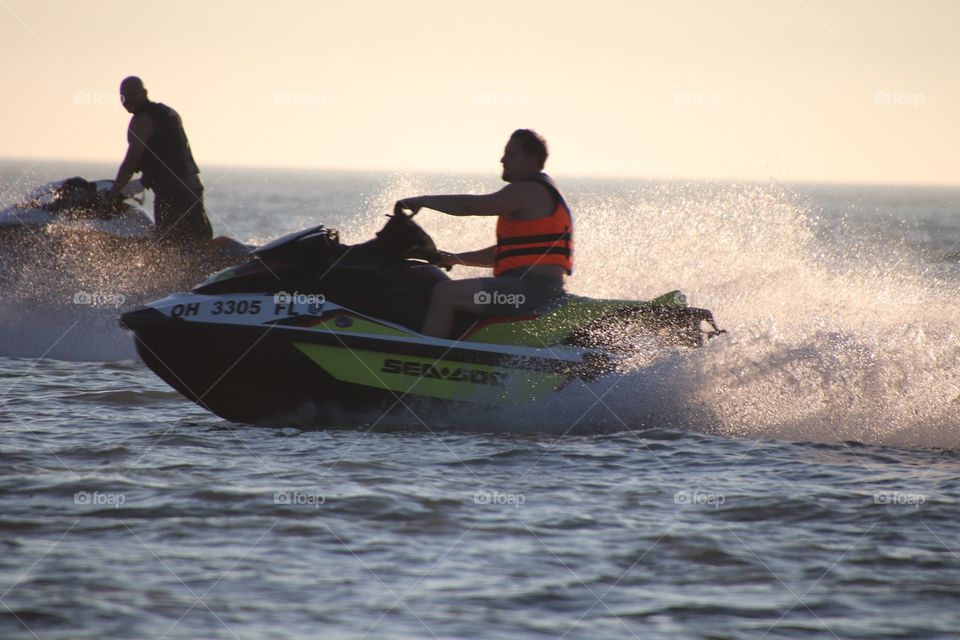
[399,183,542,217]
[438,245,496,268]
[109,115,153,196]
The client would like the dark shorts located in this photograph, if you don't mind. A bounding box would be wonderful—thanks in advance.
[475,269,566,315]
[153,179,213,247]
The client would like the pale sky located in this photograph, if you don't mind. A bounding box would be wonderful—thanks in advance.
[1,0,958,184]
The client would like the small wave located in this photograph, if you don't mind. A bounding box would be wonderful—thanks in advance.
[61,389,175,405]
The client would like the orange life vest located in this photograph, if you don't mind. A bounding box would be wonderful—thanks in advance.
[494,173,573,277]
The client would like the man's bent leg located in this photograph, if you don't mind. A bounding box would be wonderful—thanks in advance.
[421,279,489,339]
[153,183,213,250]
[422,276,565,339]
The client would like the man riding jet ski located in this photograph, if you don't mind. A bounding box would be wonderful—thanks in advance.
[121,205,723,424]
[107,76,213,250]
[399,129,570,338]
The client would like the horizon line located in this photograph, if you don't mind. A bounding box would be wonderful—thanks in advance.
[1,155,958,190]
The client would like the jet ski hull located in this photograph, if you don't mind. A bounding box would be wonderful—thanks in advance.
[128,317,370,423]
[122,296,586,424]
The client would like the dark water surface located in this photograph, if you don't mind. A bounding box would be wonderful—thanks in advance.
[1,161,959,638]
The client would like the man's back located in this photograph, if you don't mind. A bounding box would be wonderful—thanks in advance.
[132,101,200,189]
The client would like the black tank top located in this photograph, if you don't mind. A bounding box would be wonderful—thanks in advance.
[134,101,200,189]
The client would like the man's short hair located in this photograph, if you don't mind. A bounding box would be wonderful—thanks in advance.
[120,76,145,94]
[510,129,548,168]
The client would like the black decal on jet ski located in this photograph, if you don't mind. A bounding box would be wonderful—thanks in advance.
[378,359,506,387]
[170,302,199,318]
[381,359,403,374]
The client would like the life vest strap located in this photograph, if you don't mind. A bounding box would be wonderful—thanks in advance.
[496,232,571,247]
[495,246,572,260]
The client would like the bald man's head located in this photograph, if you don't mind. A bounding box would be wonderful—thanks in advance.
[119,76,147,113]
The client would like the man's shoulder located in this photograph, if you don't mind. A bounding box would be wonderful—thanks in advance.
[504,179,553,195]
[518,177,560,200]
[500,180,555,219]
[139,101,180,119]
[128,111,155,137]
[499,180,549,203]
[153,101,177,114]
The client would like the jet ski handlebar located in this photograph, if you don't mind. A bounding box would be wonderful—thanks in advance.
[393,201,418,219]
[387,203,452,270]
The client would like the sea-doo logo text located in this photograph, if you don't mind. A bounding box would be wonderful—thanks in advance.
[381,359,507,387]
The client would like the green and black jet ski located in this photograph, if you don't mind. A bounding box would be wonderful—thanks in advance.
[120,209,723,424]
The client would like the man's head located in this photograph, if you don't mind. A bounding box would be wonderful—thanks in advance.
[119,76,148,114]
[501,129,548,182]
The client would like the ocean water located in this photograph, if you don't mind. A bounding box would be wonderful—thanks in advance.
[1,159,959,639]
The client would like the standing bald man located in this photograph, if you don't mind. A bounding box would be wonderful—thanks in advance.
[108,76,213,248]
